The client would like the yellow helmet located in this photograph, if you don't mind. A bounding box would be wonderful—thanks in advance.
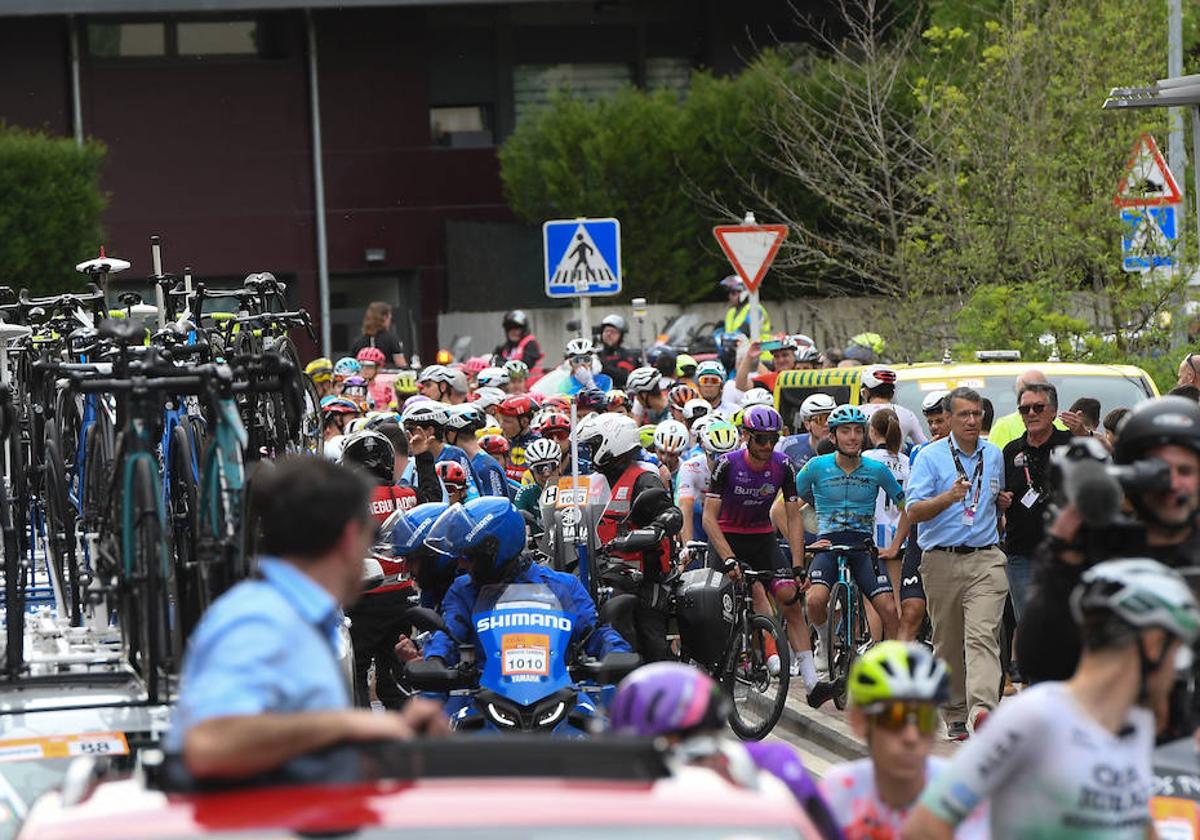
[305,357,333,383]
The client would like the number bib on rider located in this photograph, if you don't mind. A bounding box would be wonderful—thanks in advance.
[501,633,549,677]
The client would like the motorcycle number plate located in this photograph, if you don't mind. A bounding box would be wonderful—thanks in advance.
[501,634,549,677]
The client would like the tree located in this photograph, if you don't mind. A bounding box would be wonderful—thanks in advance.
[0,127,107,296]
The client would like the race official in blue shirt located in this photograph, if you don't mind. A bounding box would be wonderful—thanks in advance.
[167,457,447,780]
[905,386,1011,741]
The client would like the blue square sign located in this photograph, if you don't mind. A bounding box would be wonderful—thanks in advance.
[543,218,621,298]
[1121,205,1179,272]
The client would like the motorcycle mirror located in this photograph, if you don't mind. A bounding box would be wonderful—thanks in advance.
[408,606,451,637]
[595,651,642,684]
[596,593,637,628]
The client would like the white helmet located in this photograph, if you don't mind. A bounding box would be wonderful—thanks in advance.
[861,366,898,390]
[565,337,595,358]
[921,389,950,413]
[402,400,449,428]
[653,419,691,455]
[800,393,838,421]
[446,368,469,394]
[1070,558,1200,644]
[682,398,712,423]
[625,366,662,395]
[525,437,563,468]
[417,364,453,384]
[741,387,774,408]
[690,413,719,437]
[477,366,510,389]
[473,386,507,411]
[446,403,487,433]
[584,414,641,468]
[575,412,604,444]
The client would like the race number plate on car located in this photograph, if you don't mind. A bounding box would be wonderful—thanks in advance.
[0,732,129,763]
[501,634,550,676]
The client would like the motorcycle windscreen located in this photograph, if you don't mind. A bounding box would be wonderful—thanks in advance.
[473,582,576,706]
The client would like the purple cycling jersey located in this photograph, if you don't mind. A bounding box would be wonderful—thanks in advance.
[744,742,842,838]
[706,449,797,534]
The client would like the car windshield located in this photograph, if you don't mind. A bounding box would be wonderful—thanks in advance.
[895,373,1154,422]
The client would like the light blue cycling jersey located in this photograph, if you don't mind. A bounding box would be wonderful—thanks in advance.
[795,453,904,536]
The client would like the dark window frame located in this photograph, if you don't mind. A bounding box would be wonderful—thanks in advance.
[84,14,284,64]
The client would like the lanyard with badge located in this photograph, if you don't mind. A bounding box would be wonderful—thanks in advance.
[951,444,985,526]
[1013,444,1042,510]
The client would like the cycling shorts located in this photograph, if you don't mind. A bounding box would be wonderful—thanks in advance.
[807,531,892,599]
[706,531,788,577]
[897,533,926,601]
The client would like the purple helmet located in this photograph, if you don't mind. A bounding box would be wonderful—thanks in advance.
[742,404,783,434]
[609,662,731,737]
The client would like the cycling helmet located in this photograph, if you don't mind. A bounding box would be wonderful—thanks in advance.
[320,395,360,416]
[1070,558,1200,644]
[538,411,571,438]
[690,413,718,437]
[586,414,642,468]
[668,383,701,410]
[498,394,536,418]
[676,354,698,378]
[565,337,595,358]
[424,497,526,570]
[305,357,333,382]
[502,310,529,332]
[800,393,837,421]
[417,364,453,385]
[921,389,950,414]
[1114,396,1200,465]
[848,641,950,707]
[654,419,691,454]
[476,366,510,389]
[334,357,362,379]
[600,314,628,335]
[402,400,449,428]
[446,403,487,434]
[796,346,821,365]
[610,662,731,738]
[576,387,607,414]
[342,374,368,395]
[344,417,371,435]
[702,419,739,455]
[682,398,712,423]
[742,405,783,434]
[479,434,510,458]
[391,371,417,397]
[740,388,774,409]
[356,346,386,367]
[675,568,738,669]
[769,334,799,353]
[461,356,488,377]
[435,460,468,491]
[605,390,631,412]
[339,430,396,484]
[391,502,450,558]
[528,392,547,407]
[503,359,529,380]
[638,424,658,451]
[541,395,570,413]
[525,437,563,468]
[625,366,662,395]
[695,360,726,381]
[403,394,431,411]
[844,333,884,364]
[363,412,401,432]
[827,404,868,429]
[473,386,506,411]
[861,366,898,390]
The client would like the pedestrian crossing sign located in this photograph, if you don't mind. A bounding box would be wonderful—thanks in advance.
[1120,205,1179,272]
[543,218,622,298]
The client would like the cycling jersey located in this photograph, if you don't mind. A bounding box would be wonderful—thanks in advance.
[401,445,480,502]
[861,402,928,447]
[706,449,797,535]
[920,681,1154,839]
[676,452,712,542]
[470,450,509,498]
[777,433,818,470]
[862,446,910,548]
[795,454,904,537]
[505,430,540,483]
[822,757,987,840]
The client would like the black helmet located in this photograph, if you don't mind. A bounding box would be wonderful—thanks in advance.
[576,386,607,413]
[502,310,529,332]
[340,430,396,484]
[646,345,678,379]
[1114,396,1200,465]
[675,569,736,670]
[600,314,628,335]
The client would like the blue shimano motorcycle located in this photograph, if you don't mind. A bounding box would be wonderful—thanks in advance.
[405,584,638,735]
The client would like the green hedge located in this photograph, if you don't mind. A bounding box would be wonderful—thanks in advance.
[0,127,107,296]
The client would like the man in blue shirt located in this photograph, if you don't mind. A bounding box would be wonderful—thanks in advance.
[167,457,446,780]
[905,386,1011,741]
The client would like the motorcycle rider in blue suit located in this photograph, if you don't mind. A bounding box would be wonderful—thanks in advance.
[422,496,631,665]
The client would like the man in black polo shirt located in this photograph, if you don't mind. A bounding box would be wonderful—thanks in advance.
[1002,381,1072,624]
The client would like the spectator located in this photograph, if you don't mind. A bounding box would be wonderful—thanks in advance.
[905,387,1008,741]
[1067,397,1101,433]
[1177,352,1200,388]
[349,302,406,367]
[1169,384,1200,402]
[493,310,544,382]
[1102,407,1129,449]
[980,398,994,439]
[597,314,639,388]
[988,369,1068,450]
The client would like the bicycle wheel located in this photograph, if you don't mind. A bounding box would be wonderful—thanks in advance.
[42,436,80,625]
[726,613,790,740]
[127,456,168,702]
[1,472,21,678]
[167,424,200,651]
[825,582,852,710]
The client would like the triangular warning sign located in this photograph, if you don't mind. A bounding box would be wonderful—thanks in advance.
[1114,133,1182,207]
[548,224,618,292]
[712,224,788,292]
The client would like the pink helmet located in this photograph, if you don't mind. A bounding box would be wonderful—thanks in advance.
[463,356,490,377]
[356,346,386,366]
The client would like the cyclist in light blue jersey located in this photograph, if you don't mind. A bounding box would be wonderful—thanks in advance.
[797,405,906,641]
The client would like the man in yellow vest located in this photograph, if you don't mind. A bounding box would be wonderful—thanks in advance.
[720,275,772,341]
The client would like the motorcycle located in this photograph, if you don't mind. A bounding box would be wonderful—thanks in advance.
[405,585,639,735]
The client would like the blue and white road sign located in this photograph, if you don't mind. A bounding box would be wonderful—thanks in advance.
[543,218,621,298]
[1121,205,1179,273]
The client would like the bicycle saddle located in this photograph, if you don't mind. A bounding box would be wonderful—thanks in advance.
[98,318,146,344]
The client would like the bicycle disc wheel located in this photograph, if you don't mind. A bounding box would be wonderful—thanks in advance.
[726,613,790,741]
[167,425,200,652]
[826,582,851,710]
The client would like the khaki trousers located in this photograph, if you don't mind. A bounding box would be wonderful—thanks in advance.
[919,547,1009,726]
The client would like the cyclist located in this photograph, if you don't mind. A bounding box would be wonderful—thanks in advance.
[610,662,843,839]
[695,360,741,416]
[305,357,336,399]
[667,382,701,424]
[605,389,632,416]
[444,404,509,498]
[563,337,613,395]
[735,335,797,394]
[416,364,469,405]
[676,354,699,388]
[677,419,739,563]
[496,394,540,484]
[435,460,468,505]
[475,366,509,391]
[906,558,1200,839]
[478,433,511,478]
[821,642,986,839]
[341,374,373,411]
[320,395,361,460]
[333,356,361,387]
[627,366,671,424]
[703,405,835,705]
[598,313,639,388]
[860,367,927,447]
[864,409,911,577]
[575,387,607,421]
[422,496,631,665]
[653,419,691,495]
[493,310,544,381]
[400,401,478,500]
[798,405,905,645]
[515,437,563,519]
[779,393,836,471]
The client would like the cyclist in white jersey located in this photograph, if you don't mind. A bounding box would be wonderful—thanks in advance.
[905,558,1200,840]
[860,366,927,448]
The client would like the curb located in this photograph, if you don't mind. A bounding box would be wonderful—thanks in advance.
[776,691,867,761]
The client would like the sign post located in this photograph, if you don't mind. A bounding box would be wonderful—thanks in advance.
[713,212,788,343]
[543,217,622,343]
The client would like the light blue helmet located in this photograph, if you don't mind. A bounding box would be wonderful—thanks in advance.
[827,404,867,430]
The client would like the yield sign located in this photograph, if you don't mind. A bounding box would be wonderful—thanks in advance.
[712,224,788,292]
[1114,133,1182,207]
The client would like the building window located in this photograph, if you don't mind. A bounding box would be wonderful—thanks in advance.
[646,57,692,95]
[86,18,278,60]
[87,22,167,57]
[513,63,633,124]
[430,105,494,148]
[177,21,257,56]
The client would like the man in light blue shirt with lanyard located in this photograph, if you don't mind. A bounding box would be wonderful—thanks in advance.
[906,386,1011,742]
[166,457,446,780]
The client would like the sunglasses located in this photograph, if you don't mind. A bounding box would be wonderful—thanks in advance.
[1017,403,1048,416]
[532,462,558,474]
[697,375,723,386]
[749,432,780,446]
[865,701,939,735]
[569,355,593,366]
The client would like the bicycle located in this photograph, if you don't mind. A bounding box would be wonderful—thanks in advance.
[809,540,877,710]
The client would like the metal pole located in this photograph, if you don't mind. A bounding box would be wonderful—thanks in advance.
[305,9,332,357]
[749,289,761,346]
[68,16,83,147]
[1193,105,1200,274]
[1169,0,1187,252]
[578,297,591,342]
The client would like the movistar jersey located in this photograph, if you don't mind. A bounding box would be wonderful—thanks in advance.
[470,450,509,498]
[777,433,818,470]
[795,453,904,536]
[706,449,797,535]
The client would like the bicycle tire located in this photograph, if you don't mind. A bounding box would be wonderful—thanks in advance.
[129,456,167,702]
[1,473,20,678]
[168,424,200,651]
[825,582,851,710]
[726,613,790,741]
[42,436,80,625]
